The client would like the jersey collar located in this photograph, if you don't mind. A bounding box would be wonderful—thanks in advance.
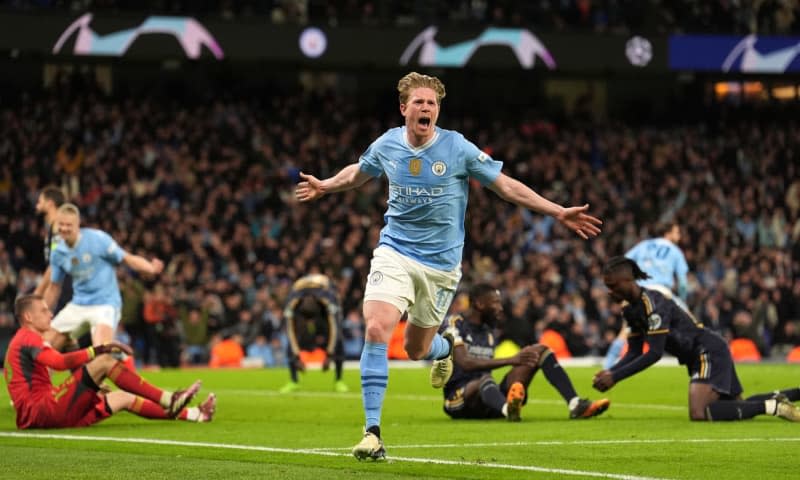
[402,127,439,154]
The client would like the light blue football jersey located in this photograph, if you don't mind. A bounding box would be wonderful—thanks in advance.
[50,228,127,308]
[625,237,689,300]
[359,126,503,270]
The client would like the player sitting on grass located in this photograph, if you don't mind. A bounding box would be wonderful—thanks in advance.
[442,283,610,421]
[4,294,216,429]
[594,257,800,421]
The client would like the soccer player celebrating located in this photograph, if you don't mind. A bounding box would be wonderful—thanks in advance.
[280,273,348,393]
[296,71,602,460]
[4,294,216,429]
[594,257,800,421]
[442,283,609,422]
[43,203,164,351]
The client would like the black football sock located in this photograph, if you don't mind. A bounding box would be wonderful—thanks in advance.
[540,352,578,403]
[705,400,766,420]
[289,360,299,383]
[335,358,344,381]
[746,388,800,402]
[479,377,507,414]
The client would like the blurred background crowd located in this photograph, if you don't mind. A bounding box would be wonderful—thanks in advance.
[4,0,800,34]
[0,0,799,368]
[1,71,798,368]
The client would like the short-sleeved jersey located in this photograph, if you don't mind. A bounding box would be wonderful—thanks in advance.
[611,287,723,382]
[3,328,92,428]
[625,238,689,299]
[359,126,503,271]
[284,274,342,354]
[50,228,127,308]
[441,314,496,398]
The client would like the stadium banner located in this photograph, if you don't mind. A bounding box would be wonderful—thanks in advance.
[0,11,668,72]
[669,34,800,73]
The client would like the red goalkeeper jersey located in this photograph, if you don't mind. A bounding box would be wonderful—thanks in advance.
[3,328,92,427]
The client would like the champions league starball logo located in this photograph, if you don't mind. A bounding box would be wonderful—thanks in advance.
[400,26,556,69]
[722,34,800,73]
[53,13,224,59]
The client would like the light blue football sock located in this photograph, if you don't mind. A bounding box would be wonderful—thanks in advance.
[424,333,450,360]
[361,342,388,429]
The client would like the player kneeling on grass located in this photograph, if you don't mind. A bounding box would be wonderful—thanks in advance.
[442,284,609,422]
[4,294,216,429]
[594,257,800,422]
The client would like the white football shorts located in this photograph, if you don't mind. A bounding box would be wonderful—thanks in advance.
[363,246,461,329]
[51,302,121,338]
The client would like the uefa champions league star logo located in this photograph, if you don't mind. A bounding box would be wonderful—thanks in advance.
[722,34,800,73]
[400,26,556,69]
[53,13,224,59]
[625,36,653,67]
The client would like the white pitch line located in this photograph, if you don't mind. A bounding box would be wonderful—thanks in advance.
[309,437,800,451]
[0,432,673,480]
[219,388,686,411]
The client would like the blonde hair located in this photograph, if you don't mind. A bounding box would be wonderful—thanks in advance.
[397,72,446,105]
[57,202,81,220]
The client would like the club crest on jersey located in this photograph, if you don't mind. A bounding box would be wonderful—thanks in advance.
[369,271,384,285]
[409,158,422,176]
[82,253,92,263]
[648,313,662,330]
[431,161,446,176]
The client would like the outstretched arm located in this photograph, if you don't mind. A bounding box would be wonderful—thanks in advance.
[43,281,62,310]
[487,173,602,239]
[295,163,373,202]
[34,266,53,296]
[122,254,164,276]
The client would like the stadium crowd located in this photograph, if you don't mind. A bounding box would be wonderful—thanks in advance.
[3,0,800,34]
[0,72,798,368]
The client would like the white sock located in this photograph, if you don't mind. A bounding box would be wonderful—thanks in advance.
[501,403,509,417]
[184,407,200,422]
[568,396,580,411]
[765,399,778,416]
[160,391,173,408]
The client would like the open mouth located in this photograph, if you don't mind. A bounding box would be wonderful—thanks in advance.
[419,117,431,127]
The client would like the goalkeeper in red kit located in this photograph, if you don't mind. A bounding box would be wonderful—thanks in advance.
[3,294,217,429]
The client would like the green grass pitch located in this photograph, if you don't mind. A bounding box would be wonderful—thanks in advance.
[1,363,797,479]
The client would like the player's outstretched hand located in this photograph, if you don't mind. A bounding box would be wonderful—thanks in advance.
[557,204,603,239]
[592,369,615,392]
[296,172,324,202]
[150,258,165,275]
[93,341,134,357]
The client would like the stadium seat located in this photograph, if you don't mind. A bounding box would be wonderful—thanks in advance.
[299,347,328,365]
[786,346,800,363]
[729,338,761,362]
[539,329,571,360]
[209,338,245,368]
[388,320,409,360]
